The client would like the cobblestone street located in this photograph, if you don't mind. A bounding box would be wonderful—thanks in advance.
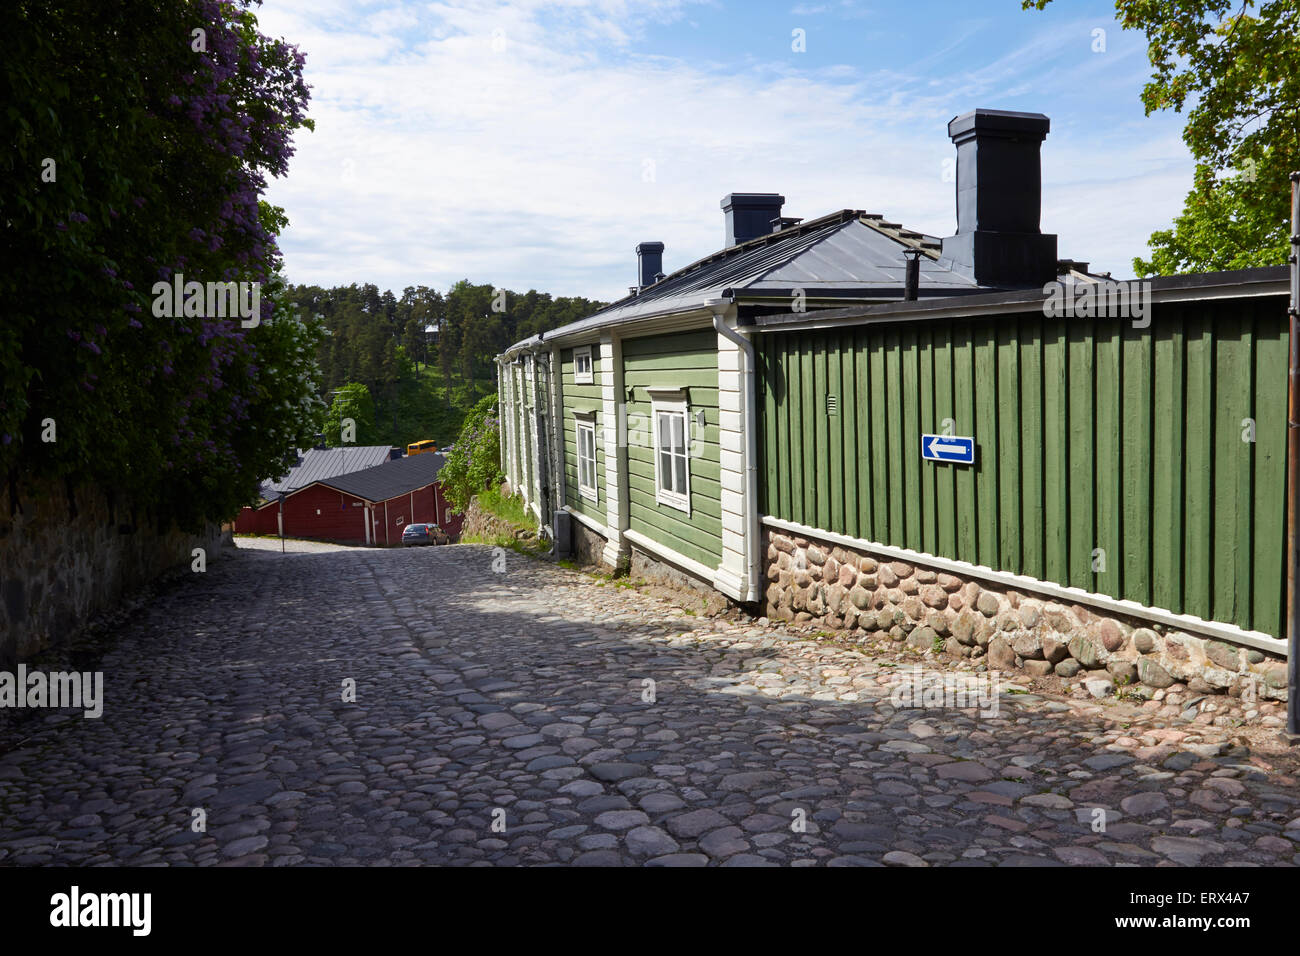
[2,539,1299,867]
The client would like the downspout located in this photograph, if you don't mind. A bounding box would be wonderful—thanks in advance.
[1288,169,1299,739]
[529,336,554,537]
[709,297,761,603]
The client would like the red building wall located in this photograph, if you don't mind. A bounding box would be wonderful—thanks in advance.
[233,503,279,535]
[283,484,368,543]
[372,482,463,544]
[434,483,464,539]
[235,480,462,545]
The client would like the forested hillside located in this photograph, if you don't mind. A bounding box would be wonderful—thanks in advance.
[289,279,604,449]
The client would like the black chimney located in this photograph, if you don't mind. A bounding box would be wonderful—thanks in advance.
[903,249,921,301]
[721,193,785,248]
[636,242,664,289]
[938,109,1058,287]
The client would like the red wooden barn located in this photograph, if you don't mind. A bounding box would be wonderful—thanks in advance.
[234,445,393,535]
[271,452,462,545]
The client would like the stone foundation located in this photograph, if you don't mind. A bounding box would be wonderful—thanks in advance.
[630,546,734,616]
[568,516,610,570]
[0,477,225,668]
[763,527,1288,702]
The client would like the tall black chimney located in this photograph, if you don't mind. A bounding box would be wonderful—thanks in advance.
[938,109,1057,287]
[721,193,785,248]
[636,242,664,289]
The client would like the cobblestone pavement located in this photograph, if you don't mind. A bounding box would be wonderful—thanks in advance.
[2,540,1299,867]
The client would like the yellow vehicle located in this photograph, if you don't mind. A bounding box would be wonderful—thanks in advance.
[407,439,438,456]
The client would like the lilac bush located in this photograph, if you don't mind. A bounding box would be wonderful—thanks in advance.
[2,1,321,528]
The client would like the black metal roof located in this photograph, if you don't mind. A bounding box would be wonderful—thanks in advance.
[261,445,393,499]
[314,452,447,503]
[588,209,982,323]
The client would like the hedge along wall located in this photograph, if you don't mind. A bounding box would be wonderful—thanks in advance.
[623,328,723,570]
[755,293,1289,640]
[560,345,605,523]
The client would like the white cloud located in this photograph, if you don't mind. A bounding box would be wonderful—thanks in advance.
[257,0,1193,299]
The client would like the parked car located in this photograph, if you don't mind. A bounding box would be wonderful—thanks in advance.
[401,523,447,546]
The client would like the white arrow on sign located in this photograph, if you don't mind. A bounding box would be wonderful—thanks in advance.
[921,433,975,464]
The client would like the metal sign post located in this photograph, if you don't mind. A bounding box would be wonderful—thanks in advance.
[1288,170,1300,739]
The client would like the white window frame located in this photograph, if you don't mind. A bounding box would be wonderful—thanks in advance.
[574,412,599,504]
[573,345,594,385]
[648,389,690,514]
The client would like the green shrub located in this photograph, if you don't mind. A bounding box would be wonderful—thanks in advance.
[438,393,501,512]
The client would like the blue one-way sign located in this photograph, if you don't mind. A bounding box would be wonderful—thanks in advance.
[921,433,975,465]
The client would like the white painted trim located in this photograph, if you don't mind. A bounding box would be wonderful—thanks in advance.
[563,504,610,540]
[645,385,689,400]
[575,417,599,503]
[601,332,629,568]
[712,565,748,602]
[650,394,691,514]
[573,344,594,384]
[624,528,717,586]
[762,515,1288,657]
[548,346,566,516]
[540,308,715,350]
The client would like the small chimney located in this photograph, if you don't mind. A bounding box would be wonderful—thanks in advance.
[902,249,921,301]
[721,193,785,247]
[636,242,664,289]
[938,109,1058,287]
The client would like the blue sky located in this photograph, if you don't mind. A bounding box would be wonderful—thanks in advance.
[257,0,1195,301]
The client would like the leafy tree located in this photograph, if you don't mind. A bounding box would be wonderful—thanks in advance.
[287,278,603,453]
[438,394,502,512]
[1025,0,1299,274]
[323,382,376,446]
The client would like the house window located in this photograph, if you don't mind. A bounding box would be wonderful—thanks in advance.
[573,346,593,384]
[575,415,598,503]
[650,392,690,513]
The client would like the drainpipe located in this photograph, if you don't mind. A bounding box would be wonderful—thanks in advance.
[528,337,556,544]
[709,296,761,603]
[1288,169,1299,739]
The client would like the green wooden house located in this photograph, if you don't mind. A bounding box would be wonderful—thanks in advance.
[498,108,1292,669]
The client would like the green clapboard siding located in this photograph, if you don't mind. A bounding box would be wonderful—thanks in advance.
[560,346,605,524]
[757,297,1290,638]
[623,328,723,570]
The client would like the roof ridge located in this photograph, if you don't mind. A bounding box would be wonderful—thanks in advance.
[856,213,942,259]
[604,209,860,307]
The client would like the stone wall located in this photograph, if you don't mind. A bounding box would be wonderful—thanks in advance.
[460,492,542,550]
[763,527,1288,702]
[0,477,225,669]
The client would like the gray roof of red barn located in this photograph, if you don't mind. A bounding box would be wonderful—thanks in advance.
[261,445,392,499]
[314,452,447,503]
